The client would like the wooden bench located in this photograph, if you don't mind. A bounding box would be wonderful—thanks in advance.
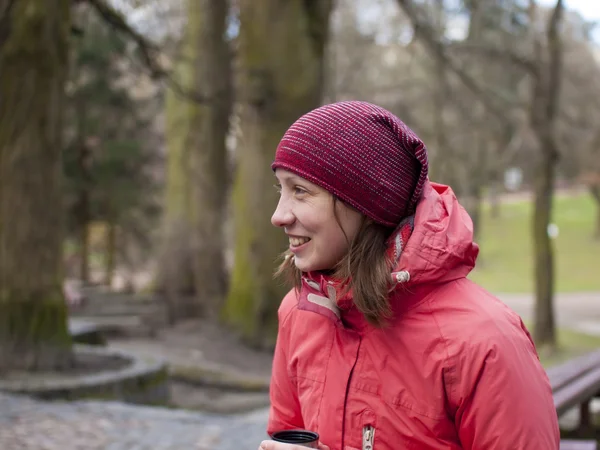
[548,349,600,450]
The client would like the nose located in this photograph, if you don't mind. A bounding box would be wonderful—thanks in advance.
[271,197,295,228]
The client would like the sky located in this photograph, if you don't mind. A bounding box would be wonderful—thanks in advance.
[540,0,600,42]
[540,0,600,21]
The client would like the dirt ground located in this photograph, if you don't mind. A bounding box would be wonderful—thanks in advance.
[109,317,274,380]
[100,317,275,413]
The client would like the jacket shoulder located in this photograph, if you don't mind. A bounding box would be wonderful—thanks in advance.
[438,280,537,359]
[426,278,534,356]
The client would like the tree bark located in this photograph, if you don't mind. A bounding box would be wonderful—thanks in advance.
[157,30,198,317]
[428,0,456,192]
[489,180,501,219]
[157,0,232,321]
[531,139,557,348]
[0,0,72,371]
[590,185,600,240]
[468,174,485,243]
[462,0,489,241]
[74,99,91,284]
[530,0,564,349]
[223,0,333,347]
[76,142,91,285]
[187,0,232,319]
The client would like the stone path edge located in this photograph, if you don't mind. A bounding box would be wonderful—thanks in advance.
[0,345,169,405]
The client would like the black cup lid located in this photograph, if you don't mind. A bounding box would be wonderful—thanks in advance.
[270,429,319,444]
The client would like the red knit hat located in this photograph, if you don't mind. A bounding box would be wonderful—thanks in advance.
[271,101,429,227]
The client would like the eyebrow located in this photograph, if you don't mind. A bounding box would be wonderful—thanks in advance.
[274,173,301,184]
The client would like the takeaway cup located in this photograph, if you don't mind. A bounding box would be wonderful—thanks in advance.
[269,429,319,448]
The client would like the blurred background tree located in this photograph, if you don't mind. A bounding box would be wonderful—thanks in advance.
[222,0,334,347]
[63,4,161,288]
[157,0,232,323]
[1,0,600,367]
[0,0,73,371]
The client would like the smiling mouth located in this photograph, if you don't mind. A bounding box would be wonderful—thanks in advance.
[289,237,311,247]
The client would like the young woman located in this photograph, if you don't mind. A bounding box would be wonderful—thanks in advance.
[258,101,560,450]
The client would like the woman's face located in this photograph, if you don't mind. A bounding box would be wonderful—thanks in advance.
[271,169,363,272]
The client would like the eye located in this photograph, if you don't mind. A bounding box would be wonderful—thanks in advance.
[294,186,308,196]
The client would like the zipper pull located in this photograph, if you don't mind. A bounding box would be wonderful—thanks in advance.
[362,425,375,450]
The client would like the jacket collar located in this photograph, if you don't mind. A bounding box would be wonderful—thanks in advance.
[296,181,479,329]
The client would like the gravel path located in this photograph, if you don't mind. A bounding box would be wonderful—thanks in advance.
[0,393,269,450]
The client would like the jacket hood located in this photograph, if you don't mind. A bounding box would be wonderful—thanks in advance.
[391,181,479,287]
[300,181,479,325]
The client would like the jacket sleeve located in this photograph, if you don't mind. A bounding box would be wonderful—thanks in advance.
[267,292,304,434]
[449,318,560,449]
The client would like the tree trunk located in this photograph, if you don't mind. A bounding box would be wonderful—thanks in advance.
[468,183,484,243]
[470,126,493,242]
[104,220,116,287]
[187,0,232,319]
[0,0,72,371]
[157,28,198,318]
[489,181,501,219]
[223,0,333,347]
[530,0,564,350]
[590,186,600,240]
[79,220,90,283]
[74,99,91,284]
[462,0,488,241]
[531,143,557,348]
[428,2,456,192]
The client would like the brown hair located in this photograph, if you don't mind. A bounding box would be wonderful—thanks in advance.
[274,198,394,327]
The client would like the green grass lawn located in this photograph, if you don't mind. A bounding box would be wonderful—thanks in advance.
[468,192,600,293]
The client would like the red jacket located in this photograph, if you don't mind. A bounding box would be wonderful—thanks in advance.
[267,182,560,449]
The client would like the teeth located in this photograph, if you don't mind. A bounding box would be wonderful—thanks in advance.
[290,237,310,247]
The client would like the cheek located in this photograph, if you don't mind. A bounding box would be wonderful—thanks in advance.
[316,224,350,261]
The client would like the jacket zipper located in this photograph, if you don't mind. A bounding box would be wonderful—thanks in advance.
[341,337,362,449]
[362,425,375,450]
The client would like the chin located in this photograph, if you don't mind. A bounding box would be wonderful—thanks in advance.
[294,258,329,273]
[293,260,312,272]
[293,257,315,273]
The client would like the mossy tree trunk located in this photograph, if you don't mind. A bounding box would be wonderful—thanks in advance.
[530,0,564,350]
[531,139,558,348]
[187,0,232,319]
[158,31,199,322]
[223,0,333,347]
[0,0,72,371]
[158,0,232,321]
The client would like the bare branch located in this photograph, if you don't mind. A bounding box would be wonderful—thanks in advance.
[0,0,17,44]
[447,42,537,73]
[84,0,212,104]
[394,0,513,126]
[85,0,164,78]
